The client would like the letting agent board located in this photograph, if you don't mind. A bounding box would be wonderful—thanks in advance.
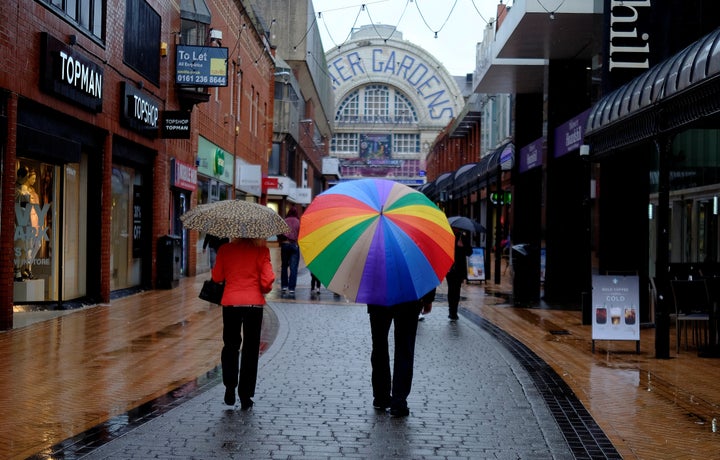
[591,275,640,352]
[176,45,228,87]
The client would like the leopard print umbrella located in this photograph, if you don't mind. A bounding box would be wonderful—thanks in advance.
[181,200,289,239]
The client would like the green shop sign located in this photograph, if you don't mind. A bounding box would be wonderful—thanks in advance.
[214,148,225,175]
[197,136,233,184]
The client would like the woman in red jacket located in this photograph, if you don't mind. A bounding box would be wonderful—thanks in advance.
[212,237,275,409]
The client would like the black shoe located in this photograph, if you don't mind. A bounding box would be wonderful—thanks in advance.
[240,398,254,410]
[224,388,236,406]
[389,406,409,417]
[448,315,459,321]
[373,398,390,410]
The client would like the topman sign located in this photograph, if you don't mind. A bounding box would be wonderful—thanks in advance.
[40,32,104,112]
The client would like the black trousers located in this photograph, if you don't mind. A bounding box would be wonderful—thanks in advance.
[446,270,464,318]
[221,306,263,400]
[368,303,422,410]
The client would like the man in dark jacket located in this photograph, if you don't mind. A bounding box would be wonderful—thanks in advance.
[446,228,473,320]
[203,234,228,268]
[367,288,435,417]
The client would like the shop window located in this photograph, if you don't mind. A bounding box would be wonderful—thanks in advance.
[14,157,88,302]
[111,165,142,290]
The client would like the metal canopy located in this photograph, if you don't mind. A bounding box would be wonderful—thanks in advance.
[180,0,211,24]
[451,141,514,197]
[585,27,720,155]
[474,3,602,94]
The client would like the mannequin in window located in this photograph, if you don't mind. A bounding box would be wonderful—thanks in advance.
[24,169,41,279]
[14,167,29,281]
[14,167,40,279]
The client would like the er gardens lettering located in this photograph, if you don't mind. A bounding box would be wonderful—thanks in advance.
[328,48,454,120]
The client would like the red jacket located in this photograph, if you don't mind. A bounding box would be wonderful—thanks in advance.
[212,239,275,306]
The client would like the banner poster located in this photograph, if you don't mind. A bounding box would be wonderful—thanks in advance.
[591,275,640,341]
[359,133,391,159]
[467,248,486,281]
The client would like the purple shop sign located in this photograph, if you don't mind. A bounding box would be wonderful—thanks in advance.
[554,109,590,158]
[519,138,544,173]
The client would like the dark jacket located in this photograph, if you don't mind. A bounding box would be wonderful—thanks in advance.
[203,234,228,251]
[450,232,473,275]
[367,288,436,313]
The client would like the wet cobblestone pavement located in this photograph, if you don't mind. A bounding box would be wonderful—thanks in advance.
[7,247,720,459]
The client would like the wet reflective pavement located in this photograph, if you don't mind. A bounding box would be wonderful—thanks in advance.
[4,249,720,459]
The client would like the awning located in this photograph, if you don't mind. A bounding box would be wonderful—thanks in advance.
[434,172,454,196]
[449,94,484,138]
[585,27,720,156]
[180,0,211,24]
[450,141,514,196]
[488,142,515,171]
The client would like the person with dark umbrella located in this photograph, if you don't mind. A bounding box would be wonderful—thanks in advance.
[446,227,473,320]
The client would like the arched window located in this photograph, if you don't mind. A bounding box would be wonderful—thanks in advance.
[334,85,419,125]
[335,90,359,123]
[395,92,418,123]
[364,85,390,120]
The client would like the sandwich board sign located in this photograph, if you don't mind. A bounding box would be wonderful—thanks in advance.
[591,275,640,353]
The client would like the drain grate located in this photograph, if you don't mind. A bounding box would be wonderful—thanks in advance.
[461,308,621,459]
[549,329,571,335]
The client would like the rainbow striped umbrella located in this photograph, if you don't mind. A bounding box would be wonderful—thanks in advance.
[299,179,455,306]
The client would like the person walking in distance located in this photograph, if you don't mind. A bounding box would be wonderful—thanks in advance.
[446,228,473,320]
[203,234,228,268]
[368,289,435,417]
[212,237,275,410]
[280,206,301,295]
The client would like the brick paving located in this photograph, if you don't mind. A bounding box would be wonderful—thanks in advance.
[82,299,577,460]
[8,247,720,459]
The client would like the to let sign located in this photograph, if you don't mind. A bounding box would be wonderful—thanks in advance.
[176,45,228,87]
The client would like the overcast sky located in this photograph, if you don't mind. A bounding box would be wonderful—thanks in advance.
[311,0,503,76]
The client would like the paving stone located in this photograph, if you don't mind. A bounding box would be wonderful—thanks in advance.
[82,302,575,459]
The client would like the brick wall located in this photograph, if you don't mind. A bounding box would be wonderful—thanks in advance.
[0,0,274,328]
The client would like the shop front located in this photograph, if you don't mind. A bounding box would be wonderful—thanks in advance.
[266,176,298,216]
[14,150,91,303]
[584,27,720,357]
[170,158,197,278]
[110,139,156,293]
[14,103,105,305]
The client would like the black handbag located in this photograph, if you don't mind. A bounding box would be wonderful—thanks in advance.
[199,279,225,304]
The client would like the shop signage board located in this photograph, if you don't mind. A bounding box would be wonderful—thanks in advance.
[235,164,261,197]
[591,274,640,352]
[519,137,543,173]
[163,111,191,139]
[176,45,228,87]
[171,158,197,191]
[121,82,160,137]
[466,248,486,281]
[40,32,104,112]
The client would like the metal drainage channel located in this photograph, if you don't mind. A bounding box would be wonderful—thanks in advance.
[462,308,622,460]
